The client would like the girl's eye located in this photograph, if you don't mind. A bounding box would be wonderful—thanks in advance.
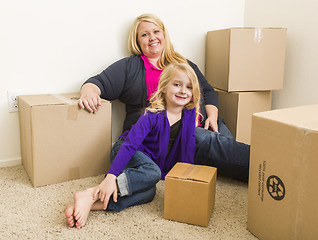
[174,83,180,87]
[141,33,148,37]
[154,30,160,34]
[187,86,193,89]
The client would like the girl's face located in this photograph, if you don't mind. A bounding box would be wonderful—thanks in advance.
[137,21,165,59]
[164,70,193,109]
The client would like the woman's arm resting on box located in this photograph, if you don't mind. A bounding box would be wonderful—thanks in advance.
[79,83,102,113]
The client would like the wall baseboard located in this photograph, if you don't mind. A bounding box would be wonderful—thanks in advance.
[0,157,22,168]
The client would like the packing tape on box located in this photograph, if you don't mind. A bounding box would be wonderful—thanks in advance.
[51,94,77,105]
[254,28,264,44]
[182,164,195,180]
[51,94,79,121]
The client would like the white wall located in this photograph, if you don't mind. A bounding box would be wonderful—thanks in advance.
[0,0,245,167]
[244,0,318,110]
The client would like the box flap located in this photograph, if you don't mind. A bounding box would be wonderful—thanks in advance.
[253,104,318,131]
[18,93,80,107]
[230,27,287,30]
[166,162,216,183]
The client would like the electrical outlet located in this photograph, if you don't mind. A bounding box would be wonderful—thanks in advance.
[7,90,23,113]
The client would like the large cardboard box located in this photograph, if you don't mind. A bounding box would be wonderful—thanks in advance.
[247,104,318,240]
[164,162,217,227]
[206,28,287,92]
[18,93,112,187]
[216,89,272,144]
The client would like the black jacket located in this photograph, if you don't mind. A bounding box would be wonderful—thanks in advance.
[85,55,218,132]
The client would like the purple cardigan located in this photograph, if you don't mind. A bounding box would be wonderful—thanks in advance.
[107,108,196,179]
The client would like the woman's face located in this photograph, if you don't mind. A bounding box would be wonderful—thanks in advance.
[137,21,165,59]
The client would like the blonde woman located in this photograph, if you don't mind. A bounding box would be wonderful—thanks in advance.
[79,14,249,183]
[66,63,201,229]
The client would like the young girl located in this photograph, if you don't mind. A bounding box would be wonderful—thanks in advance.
[65,63,201,229]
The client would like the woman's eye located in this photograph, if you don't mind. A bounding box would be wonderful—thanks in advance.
[187,86,193,89]
[154,30,160,34]
[141,33,147,37]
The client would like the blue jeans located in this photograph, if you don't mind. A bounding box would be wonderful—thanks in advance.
[194,118,250,182]
[106,139,161,212]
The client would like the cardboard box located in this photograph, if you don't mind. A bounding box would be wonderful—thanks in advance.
[18,93,112,187]
[216,89,272,144]
[247,104,318,240]
[164,162,217,227]
[206,28,287,92]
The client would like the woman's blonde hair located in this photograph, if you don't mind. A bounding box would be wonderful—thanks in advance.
[128,13,187,69]
[146,63,201,126]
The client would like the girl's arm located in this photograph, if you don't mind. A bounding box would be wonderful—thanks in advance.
[107,112,154,177]
[95,112,154,209]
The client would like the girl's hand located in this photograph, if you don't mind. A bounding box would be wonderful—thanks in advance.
[79,83,102,113]
[94,174,118,210]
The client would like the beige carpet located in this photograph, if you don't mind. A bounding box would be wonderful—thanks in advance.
[0,165,257,240]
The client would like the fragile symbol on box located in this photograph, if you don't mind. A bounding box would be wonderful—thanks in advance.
[266,175,285,201]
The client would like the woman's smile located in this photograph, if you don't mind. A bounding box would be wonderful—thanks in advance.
[137,21,165,59]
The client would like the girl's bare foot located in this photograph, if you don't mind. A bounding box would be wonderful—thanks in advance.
[73,187,96,229]
[65,203,75,227]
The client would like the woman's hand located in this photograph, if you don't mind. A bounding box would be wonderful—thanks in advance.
[93,174,118,210]
[79,83,102,113]
[204,105,219,132]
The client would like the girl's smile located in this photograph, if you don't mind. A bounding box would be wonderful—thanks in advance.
[164,70,193,109]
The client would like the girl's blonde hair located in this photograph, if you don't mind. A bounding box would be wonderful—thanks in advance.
[128,13,187,69]
[146,63,201,126]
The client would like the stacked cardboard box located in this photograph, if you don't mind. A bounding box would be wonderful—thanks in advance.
[215,89,272,144]
[18,93,112,187]
[247,104,318,240]
[205,28,287,144]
